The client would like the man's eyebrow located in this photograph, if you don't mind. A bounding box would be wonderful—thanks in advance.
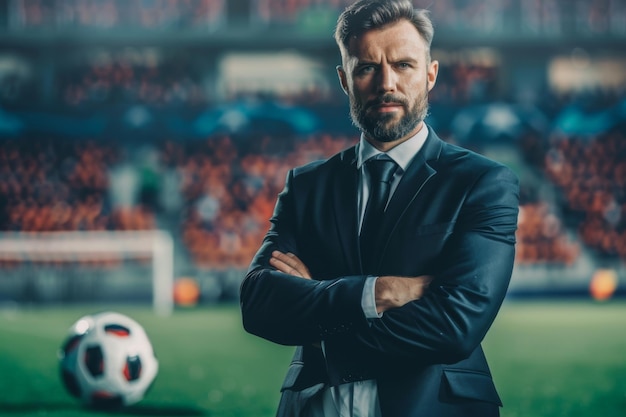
[356,56,420,65]
[393,56,419,63]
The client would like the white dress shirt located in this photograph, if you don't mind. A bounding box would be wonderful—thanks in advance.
[306,125,429,417]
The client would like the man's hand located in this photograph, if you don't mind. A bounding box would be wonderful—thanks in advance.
[375,275,433,314]
[270,250,312,279]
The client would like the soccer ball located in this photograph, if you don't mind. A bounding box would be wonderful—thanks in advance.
[58,311,158,408]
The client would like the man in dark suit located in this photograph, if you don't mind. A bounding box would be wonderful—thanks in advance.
[240,1,519,416]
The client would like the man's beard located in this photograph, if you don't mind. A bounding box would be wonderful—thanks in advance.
[350,88,429,143]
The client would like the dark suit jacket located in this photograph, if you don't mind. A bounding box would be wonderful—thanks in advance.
[240,127,519,417]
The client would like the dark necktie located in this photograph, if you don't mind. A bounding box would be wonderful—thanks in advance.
[360,156,397,272]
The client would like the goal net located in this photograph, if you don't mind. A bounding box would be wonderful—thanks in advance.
[0,231,174,316]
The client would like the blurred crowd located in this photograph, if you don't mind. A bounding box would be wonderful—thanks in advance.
[13,0,226,30]
[0,132,356,270]
[60,52,208,109]
[544,130,626,260]
[11,0,626,35]
[253,0,353,24]
[515,201,580,266]
[1,113,624,270]
[1,47,625,269]
[0,138,155,234]
[13,0,508,29]
[1,0,625,274]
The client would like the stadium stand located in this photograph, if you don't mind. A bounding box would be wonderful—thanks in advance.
[0,0,624,301]
[11,0,226,30]
[544,128,626,260]
[515,202,580,265]
[59,52,208,108]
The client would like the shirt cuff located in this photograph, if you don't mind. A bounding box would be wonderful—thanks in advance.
[361,276,383,319]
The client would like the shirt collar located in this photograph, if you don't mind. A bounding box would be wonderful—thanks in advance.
[357,123,429,171]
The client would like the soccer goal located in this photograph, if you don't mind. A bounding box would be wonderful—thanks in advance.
[0,231,174,316]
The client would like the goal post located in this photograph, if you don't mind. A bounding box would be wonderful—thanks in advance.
[0,231,175,316]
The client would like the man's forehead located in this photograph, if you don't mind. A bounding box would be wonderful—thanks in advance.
[346,28,427,61]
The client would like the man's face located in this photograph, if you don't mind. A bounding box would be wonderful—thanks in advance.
[338,19,438,149]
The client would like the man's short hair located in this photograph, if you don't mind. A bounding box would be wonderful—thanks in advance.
[334,0,434,57]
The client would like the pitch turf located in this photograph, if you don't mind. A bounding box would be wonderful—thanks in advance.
[0,300,625,417]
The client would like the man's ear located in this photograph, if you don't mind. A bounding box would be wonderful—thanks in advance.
[427,59,439,92]
[336,65,349,96]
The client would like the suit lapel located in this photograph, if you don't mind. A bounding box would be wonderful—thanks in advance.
[378,132,443,261]
[332,145,361,271]
[330,132,444,273]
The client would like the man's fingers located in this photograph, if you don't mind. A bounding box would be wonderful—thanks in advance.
[270,251,311,279]
[270,256,300,276]
[271,251,299,271]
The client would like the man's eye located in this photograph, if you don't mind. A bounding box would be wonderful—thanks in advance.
[357,66,375,75]
[398,63,411,69]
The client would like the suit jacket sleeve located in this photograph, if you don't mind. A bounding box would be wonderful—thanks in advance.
[240,167,369,347]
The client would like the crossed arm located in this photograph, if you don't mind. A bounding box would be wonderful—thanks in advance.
[241,163,519,361]
[269,250,433,315]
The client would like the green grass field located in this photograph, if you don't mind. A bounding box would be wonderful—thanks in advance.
[1,300,625,417]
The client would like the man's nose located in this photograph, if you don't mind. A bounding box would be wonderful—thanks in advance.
[376,65,397,93]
